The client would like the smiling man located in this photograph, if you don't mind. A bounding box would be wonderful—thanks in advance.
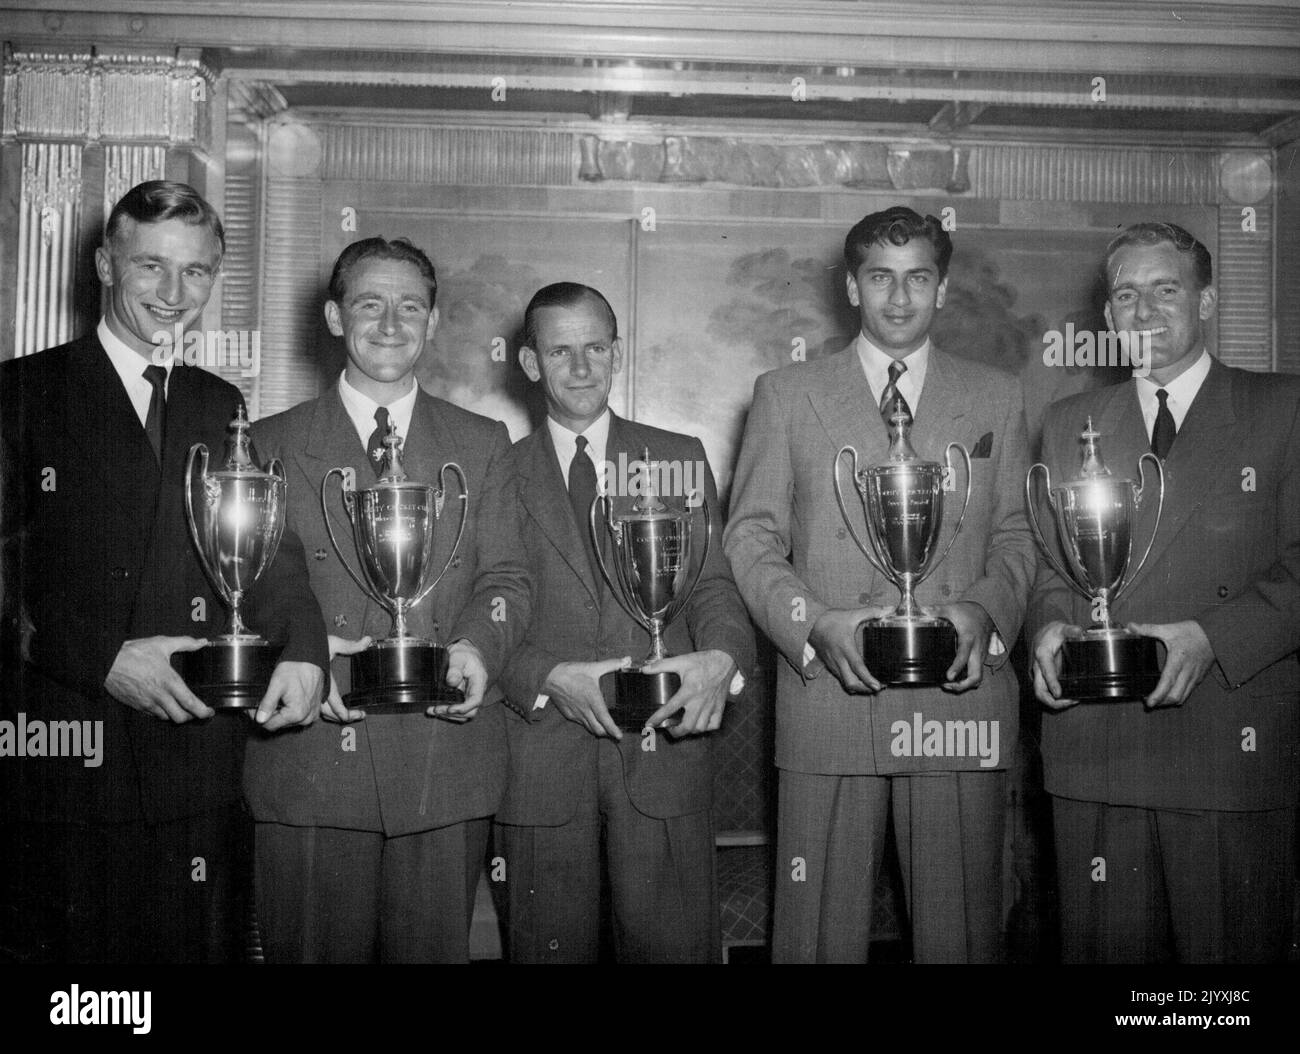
[243,237,532,963]
[0,181,328,963]
[1030,221,1300,963]
[724,206,1037,962]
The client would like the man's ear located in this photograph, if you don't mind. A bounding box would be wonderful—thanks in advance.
[95,245,113,286]
[935,275,948,311]
[1198,284,1218,322]
[324,300,344,337]
[425,304,440,343]
[610,337,624,375]
[845,270,861,308]
[519,345,541,383]
[1103,301,1115,331]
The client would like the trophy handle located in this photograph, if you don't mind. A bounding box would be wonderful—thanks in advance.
[666,490,713,627]
[833,446,894,581]
[918,442,973,585]
[1025,462,1094,603]
[411,461,470,610]
[261,456,287,572]
[185,443,233,612]
[589,494,652,633]
[319,466,382,604]
[1116,452,1166,602]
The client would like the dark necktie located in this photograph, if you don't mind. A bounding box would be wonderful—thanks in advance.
[879,360,913,430]
[569,435,601,581]
[1151,388,1176,459]
[143,364,167,465]
[367,406,391,476]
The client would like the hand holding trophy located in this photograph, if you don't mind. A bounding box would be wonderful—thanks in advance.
[1026,417,1165,702]
[833,400,972,686]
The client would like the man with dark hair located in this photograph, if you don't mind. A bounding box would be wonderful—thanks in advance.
[724,205,1037,962]
[1030,221,1300,963]
[0,180,328,963]
[493,281,754,963]
[243,236,532,963]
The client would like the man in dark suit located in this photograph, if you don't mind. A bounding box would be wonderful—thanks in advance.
[1030,221,1300,963]
[244,237,532,963]
[724,207,1037,963]
[0,181,327,964]
[494,282,754,963]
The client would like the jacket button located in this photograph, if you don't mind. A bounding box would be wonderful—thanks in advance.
[836,529,846,540]
[314,548,328,561]
[110,566,129,580]
[334,614,348,628]
[1217,585,1229,598]
[431,620,440,632]
[941,585,951,597]
[548,939,559,951]
[451,556,462,568]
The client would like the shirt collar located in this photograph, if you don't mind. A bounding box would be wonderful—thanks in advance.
[337,370,419,448]
[1134,346,1211,422]
[98,316,173,389]
[548,408,612,474]
[855,332,930,402]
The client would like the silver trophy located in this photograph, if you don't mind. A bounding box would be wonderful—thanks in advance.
[1027,417,1165,702]
[590,448,711,732]
[833,400,972,685]
[180,406,287,709]
[321,425,468,711]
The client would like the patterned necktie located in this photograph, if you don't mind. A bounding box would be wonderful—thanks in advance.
[1151,388,1176,459]
[569,435,601,581]
[143,364,167,465]
[367,406,391,476]
[879,360,913,430]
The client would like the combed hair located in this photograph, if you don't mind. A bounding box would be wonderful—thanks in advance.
[328,237,438,304]
[1103,222,1213,291]
[843,206,953,279]
[105,180,225,256]
[522,282,619,350]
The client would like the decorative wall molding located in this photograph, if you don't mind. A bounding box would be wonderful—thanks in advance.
[15,141,81,357]
[103,143,166,222]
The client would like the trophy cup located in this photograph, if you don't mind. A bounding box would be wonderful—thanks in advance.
[590,449,711,732]
[1026,418,1165,702]
[833,401,972,685]
[320,425,468,711]
[180,406,287,709]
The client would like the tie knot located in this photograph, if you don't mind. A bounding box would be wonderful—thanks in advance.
[143,364,167,392]
[888,361,907,383]
[374,406,390,429]
[1155,388,1169,405]
[575,435,588,453]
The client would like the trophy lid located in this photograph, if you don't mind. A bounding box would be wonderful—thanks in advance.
[885,398,922,463]
[1075,417,1112,479]
[220,405,261,473]
[376,423,409,483]
[624,446,677,520]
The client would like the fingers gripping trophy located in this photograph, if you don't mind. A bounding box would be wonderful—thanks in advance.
[589,448,711,732]
[1027,417,1165,702]
[833,399,972,685]
[321,424,469,711]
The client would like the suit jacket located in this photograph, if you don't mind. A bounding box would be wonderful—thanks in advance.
[495,413,756,826]
[723,344,1037,775]
[242,384,532,836]
[0,333,328,824]
[1029,357,1300,811]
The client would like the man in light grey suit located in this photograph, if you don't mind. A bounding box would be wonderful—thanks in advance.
[724,206,1037,962]
[1031,222,1300,963]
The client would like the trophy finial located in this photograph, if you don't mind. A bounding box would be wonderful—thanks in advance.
[222,405,257,470]
[1078,416,1110,478]
[630,445,669,515]
[885,397,919,462]
[377,422,408,482]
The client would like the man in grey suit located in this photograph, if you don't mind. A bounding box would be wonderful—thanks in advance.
[1031,221,1300,963]
[494,282,755,963]
[724,206,1037,962]
[244,237,532,962]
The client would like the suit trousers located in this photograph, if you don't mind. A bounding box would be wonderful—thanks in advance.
[494,738,719,963]
[0,805,250,964]
[254,818,489,964]
[774,768,1006,963]
[1052,795,1297,964]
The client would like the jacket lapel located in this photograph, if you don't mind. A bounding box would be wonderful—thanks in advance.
[403,390,470,584]
[518,424,601,601]
[809,343,888,462]
[909,346,974,459]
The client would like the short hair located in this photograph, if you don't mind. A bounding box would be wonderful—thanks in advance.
[844,206,953,279]
[522,282,619,350]
[105,180,225,257]
[328,237,438,305]
[1103,222,1213,291]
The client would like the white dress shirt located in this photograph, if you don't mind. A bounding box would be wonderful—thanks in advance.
[98,318,173,428]
[856,332,930,412]
[337,370,418,451]
[1135,346,1211,441]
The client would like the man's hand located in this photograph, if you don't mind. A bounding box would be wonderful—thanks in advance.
[934,601,994,692]
[1031,620,1086,710]
[427,639,488,722]
[256,661,326,731]
[543,657,632,740]
[105,636,213,722]
[808,607,891,693]
[641,649,737,737]
[321,635,372,723]
[1128,620,1215,710]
